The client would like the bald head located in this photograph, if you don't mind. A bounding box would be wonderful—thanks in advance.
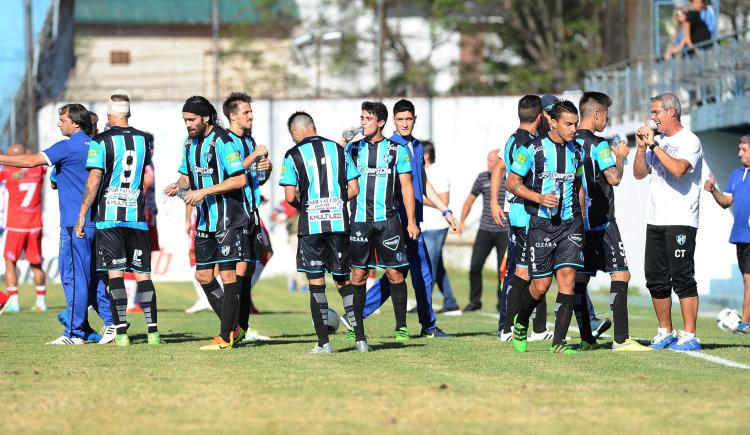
[8,143,26,156]
[487,149,500,171]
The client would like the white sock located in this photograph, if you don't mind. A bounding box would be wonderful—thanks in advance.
[35,286,46,304]
[125,278,138,308]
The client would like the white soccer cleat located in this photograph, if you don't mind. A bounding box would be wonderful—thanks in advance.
[98,325,117,344]
[497,330,513,342]
[46,335,84,345]
[242,328,271,342]
[528,329,554,342]
[185,299,212,314]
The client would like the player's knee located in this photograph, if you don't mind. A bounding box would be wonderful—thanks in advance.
[674,284,698,299]
[194,269,214,285]
[385,268,404,283]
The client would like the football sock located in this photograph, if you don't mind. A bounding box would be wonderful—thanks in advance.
[532,296,548,333]
[553,293,575,345]
[516,287,541,329]
[35,285,46,304]
[610,280,630,343]
[352,283,367,340]
[237,274,252,331]
[200,279,224,318]
[504,275,530,333]
[219,281,240,342]
[339,284,364,341]
[108,277,128,335]
[309,285,329,346]
[573,282,595,343]
[390,280,408,329]
[137,280,158,333]
[7,286,18,298]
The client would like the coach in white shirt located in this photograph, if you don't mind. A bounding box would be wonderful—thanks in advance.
[633,93,703,351]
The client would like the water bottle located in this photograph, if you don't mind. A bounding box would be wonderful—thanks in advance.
[549,183,560,217]
[343,127,364,142]
[178,188,203,208]
[611,134,628,165]
[257,155,268,183]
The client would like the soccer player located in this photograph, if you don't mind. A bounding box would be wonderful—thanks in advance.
[704,135,750,334]
[358,99,457,338]
[575,91,650,351]
[279,111,363,353]
[506,100,585,356]
[75,92,159,346]
[164,96,249,350]
[0,144,47,313]
[634,93,703,351]
[0,104,113,344]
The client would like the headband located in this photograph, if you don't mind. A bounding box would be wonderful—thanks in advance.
[182,101,212,117]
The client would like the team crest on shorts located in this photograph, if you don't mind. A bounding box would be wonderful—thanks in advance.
[676,234,687,246]
[382,236,400,251]
[221,245,230,256]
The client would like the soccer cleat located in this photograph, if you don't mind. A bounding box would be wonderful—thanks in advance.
[668,331,701,351]
[528,329,553,342]
[83,330,102,343]
[735,322,750,334]
[549,341,578,355]
[580,340,601,351]
[340,315,353,332]
[591,317,612,339]
[612,338,652,352]
[46,335,84,345]
[185,299,212,314]
[511,316,528,353]
[420,327,452,338]
[127,304,143,314]
[497,330,513,342]
[33,301,48,312]
[650,329,677,349]
[308,343,333,354]
[4,296,20,313]
[98,325,117,344]
[147,332,161,345]
[395,327,410,341]
[114,334,130,347]
[242,328,271,342]
[232,327,246,344]
[345,329,356,341]
[355,340,371,352]
[200,336,232,350]
[463,302,482,312]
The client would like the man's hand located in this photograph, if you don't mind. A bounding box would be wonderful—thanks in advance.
[407,221,420,240]
[636,120,654,148]
[164,183,180,197]
[74,217,86,239]
[540,193,559,208]
[611,138,630,160]
[254,144,268,157]
[183,189,207,206]
[704,173,716,192]
[257,158,271,172]
[444,212,459,233]
[490,202,507,228]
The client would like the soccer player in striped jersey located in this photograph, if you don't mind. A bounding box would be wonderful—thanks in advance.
[164,96,250,350]
[346,101,419,341]
[75,92,159,346]
[506,100,585,355]
[279,111,364,353]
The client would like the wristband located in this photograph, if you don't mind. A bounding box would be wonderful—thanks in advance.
[442,209,452,217]
[648,142,657,151]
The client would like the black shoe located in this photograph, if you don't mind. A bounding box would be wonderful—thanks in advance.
[438,305,461,313]
[463,302,481,312]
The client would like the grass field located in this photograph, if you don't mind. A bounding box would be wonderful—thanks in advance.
[2,270,749,434]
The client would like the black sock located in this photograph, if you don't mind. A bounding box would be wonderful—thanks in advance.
[219,281,240,342]
[611,281,629,343]
[352,283,366,341]
[390,281,408,329]
[108,277,128,335]
[532,296,548,333]
[309,285,329,346]
[504,275,530,333]
[574,282,594,343]
[136,280,158,333]
[516,287,541,329]
[237,274,252,331]
[553,293,575,345]
[200,279,224,318]
[340,284,364,341]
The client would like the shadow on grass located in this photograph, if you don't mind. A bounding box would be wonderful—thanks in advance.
[239,338,318,347]
[135,332,210,344]
[336,342,427,353]
[700,343,750,350]
[446,331,496,338]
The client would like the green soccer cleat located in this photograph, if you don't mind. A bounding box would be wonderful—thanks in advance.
[580,340,602,351]
[345,329,356,341]
[511,315,528,353]
[549,341,578,355]
[394,327,410,341]
[147,332,161,345]
[114,334,130,347]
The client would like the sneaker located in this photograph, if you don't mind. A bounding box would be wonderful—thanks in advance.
[650,328,677,349]
[591,317,612,339]
[420,327,451,338]
[345,329,356,341]
[528,329,553,342]
[33,301,48,312]
[580,340,601,351]
[114,334,130,347]
[668,331,701,352]
[612,338,652,352]
[497,330,513,342]
[511,316,528,353]
[200,336,232,350]
[309,343,333,354]
[549,341,578,355]
[463,302,481,312]
[98,325,117,344]
[735,322,750,334]
[340,315,353,332]
[46,335,84,345]
[127,304,143,314]
[242,328,271,342]
[355,340,371,352]
[4,296,19,313]
[395,327,410,341]
[147,332,161,345]
[439,306,463,316]
[185,299,212,314]
[83,330,102,343]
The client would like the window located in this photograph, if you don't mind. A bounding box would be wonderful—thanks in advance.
[110,51,130,65]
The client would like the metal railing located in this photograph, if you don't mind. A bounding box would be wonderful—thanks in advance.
[584,29,750,126]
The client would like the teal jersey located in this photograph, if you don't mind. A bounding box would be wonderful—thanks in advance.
[227,130,260,216]
[575,130,617,230]
[503,128,536,228]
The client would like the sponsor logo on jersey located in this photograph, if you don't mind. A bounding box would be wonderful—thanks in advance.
[226,151,240,163]
[382,235,400,251]
[568,233,583,247]
[539,171,575,182]
[515,152,527,165]
[676,234,687,246]
[193,166,214,176]
[221,245,230,256]
[359,166,390,176]
[88,148,98,158]
[350,231,368,243]
[535,237,556,248]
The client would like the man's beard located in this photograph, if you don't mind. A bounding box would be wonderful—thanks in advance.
[188,122,207,138]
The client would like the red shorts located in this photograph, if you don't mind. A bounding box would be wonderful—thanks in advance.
[4,229,43,264]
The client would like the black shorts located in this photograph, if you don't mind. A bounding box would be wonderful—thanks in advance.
[350,215,409,269]
[242,213,262,263]
[96,227,151,273]
[737,243,750,275]
[527,215,584,278]
[510,225,529,268]
[194,225,249,270]
[297,233,351,278]
[580,221,629,275]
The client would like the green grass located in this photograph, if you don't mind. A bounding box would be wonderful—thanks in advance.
[1,271,749,434]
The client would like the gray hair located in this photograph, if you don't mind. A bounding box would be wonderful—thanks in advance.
[650,93,681,121]
[740,135,750,146]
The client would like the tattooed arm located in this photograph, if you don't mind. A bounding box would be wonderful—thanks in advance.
[75,169,103,238]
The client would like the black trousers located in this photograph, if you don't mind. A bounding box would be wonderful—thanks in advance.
[644,224,697,298]
[469,229,509,306]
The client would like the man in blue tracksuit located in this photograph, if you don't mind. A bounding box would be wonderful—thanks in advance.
[361,99,458,337]
[0,104,112,344]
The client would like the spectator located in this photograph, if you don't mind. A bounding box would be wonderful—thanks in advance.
[664,0,711,59]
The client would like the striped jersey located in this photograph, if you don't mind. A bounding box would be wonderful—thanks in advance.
[576,129,617,230]
[178,126,248,233]
[86,126,152,230]
[470,171,507,232]
[509,134,583,221]
[227,130,260,216]
[501,128,536,228]
[346,138,412,223]
[279,135,359,236]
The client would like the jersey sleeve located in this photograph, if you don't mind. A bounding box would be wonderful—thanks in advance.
[430,166,450,193]
[470,174,482,196]
[345,152,360,181]
[279,154,298,186]
[178,144,189,175]
[396,146,412,174]
[41,140,67,166]
[509,145,532,177]
[86,139,106,170]
[724,169,740,196]
[49,167,57,184]
[218,138,244,177]
[593,139,616,171]
[676,135,702,173]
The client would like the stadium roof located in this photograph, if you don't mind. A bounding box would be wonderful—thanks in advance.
[74,0,299,25]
